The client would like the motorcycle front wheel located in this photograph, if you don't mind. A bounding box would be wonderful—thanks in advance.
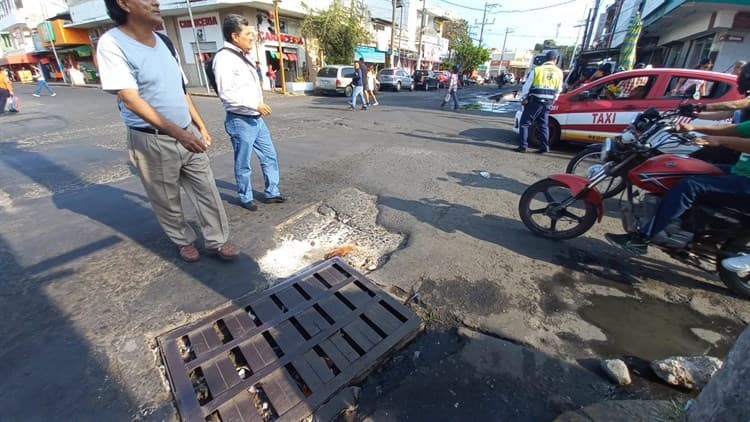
[566,145,626,199]
[519,178,598,240]
[718,236,750,299]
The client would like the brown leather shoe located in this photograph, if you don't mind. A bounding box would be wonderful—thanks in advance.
[178,244,200,262]
[206,243,240,261]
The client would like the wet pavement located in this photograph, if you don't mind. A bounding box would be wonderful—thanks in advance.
[1,82,748,421]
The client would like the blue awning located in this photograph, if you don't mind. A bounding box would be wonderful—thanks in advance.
[355,46,386,64]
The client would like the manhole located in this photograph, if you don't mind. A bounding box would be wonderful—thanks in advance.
[157,258,421,421]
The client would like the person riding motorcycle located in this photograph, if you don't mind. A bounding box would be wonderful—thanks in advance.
[607,62,750,255]
[606,118,750,254]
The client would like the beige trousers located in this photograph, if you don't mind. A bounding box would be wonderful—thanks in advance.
[127,124,229,249]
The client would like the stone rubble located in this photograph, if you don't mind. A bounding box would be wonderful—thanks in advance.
[601,359,631,385]
[650,356,723,390]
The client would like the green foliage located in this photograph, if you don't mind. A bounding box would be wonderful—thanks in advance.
[453,41,490,73]
[443,19,471,51]
[533,39,557,52]
[301,0,371,65]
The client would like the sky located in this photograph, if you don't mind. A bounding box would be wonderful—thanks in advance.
[429,0,612,52]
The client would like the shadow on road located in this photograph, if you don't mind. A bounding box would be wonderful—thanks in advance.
[0,141,266,419]
[378,195,736,296]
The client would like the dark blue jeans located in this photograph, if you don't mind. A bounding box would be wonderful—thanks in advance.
[518,98,551,150]
[646,170,750,237]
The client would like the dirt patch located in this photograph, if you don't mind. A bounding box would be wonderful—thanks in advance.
[418,278,510,316]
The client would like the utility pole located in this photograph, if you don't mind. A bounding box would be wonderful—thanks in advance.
[476,2,499,47]
[415,0,427,70]
[389,0,397,67]
[397,1,404,67]
[184,0,210,93]
[273,0,287,95]
[38,0,68,84]
[499,27,513,71]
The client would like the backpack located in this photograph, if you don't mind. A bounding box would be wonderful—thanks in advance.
[206,48,256,93]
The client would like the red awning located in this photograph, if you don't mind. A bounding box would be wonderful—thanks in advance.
[0,53,38,66]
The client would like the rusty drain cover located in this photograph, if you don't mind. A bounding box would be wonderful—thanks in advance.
[157,257,421,421]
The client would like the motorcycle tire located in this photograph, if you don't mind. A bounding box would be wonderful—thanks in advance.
[566,145,626,199]
[718,236,750,299]
[519,178,598,240]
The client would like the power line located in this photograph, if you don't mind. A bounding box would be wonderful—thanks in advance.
[435,0,576,13]
[494,0,577,13]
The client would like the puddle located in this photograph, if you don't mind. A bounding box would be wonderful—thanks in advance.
[579,295,743,361]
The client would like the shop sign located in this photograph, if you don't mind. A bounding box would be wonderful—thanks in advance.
[179,16,218,28]
[719,34,744,43]
[259,31,303,45]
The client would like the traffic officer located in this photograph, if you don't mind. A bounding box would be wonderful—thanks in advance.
[516,50,563,153]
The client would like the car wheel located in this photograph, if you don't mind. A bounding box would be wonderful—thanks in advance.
[409,82,415,91]
[528,118,561,149]
[396,81,402,92]
[345,85,353,97]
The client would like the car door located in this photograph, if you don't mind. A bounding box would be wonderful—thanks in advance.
[560,73,658,142]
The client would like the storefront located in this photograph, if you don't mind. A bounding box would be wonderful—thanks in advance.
[259,30,305,86]
[176,12,222,86]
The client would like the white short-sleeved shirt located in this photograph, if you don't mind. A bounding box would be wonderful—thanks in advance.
[96,28,191,129]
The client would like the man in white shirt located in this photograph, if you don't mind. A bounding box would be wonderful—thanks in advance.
[96,0,238,262]
[213,14,285,211]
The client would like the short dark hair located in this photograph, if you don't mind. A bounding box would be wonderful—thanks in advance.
[104,0,128,25]
[223,14,250,42]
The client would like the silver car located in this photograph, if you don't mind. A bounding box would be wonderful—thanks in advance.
[315,65,355,96]
[377,68,415,92]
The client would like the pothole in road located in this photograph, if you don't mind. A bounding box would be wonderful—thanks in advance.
[258,188,406,280]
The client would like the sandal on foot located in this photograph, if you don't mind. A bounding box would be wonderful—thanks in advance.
[206,243,240,260]
[179,244,200,262]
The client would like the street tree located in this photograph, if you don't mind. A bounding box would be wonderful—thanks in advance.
[301,0,371,65]
[453,40,490,73]
[443,19,471,52]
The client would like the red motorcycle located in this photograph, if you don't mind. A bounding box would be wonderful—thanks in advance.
[518,107,750,298]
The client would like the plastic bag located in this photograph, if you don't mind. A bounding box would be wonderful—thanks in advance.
[7,95,19,112]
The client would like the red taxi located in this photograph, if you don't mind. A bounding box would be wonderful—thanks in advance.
[513,68,743,147]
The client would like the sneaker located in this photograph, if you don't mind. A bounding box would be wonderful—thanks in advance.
[605,232,648,255]
[373,102,379,106]
[32,94,40,97]
[51,93,57,97]
[721,254,750,274]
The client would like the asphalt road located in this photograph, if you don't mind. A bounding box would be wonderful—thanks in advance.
[1,83,747,421]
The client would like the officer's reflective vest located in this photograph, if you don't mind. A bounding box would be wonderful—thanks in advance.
[529,62,563,101]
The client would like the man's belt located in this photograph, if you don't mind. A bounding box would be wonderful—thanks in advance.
[227,111,262,119]
[128,125,189,135]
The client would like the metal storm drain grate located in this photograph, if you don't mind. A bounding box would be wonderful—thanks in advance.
[158,257,421,422]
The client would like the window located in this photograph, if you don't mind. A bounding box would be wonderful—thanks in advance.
[578,75,654,100]
[663,76,731,99]
[341,67,355,78]
[317,67,337,77]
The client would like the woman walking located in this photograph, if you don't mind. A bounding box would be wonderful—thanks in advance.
[0,69,14,114]
[366,65,379,106]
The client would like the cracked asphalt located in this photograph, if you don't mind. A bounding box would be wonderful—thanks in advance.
[1,82,747,421]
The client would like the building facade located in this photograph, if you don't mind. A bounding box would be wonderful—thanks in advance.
[0,0,69,77]
[66,0,330,88]
[641,0,750,72]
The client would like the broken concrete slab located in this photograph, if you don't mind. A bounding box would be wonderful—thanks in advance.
[554,400,679,422]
